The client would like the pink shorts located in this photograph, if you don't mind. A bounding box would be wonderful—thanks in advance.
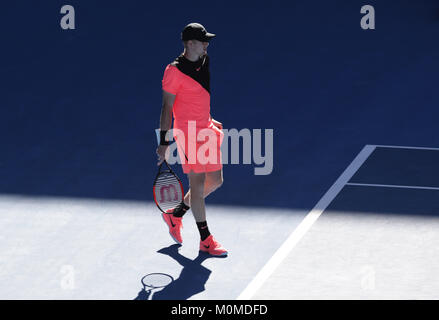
[173,122,224,174]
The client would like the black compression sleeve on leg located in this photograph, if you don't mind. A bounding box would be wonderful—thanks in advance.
[196,221,211,241]
[172,201,190,218]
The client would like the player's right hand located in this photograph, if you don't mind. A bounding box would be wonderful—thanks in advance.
[156,145,169,165]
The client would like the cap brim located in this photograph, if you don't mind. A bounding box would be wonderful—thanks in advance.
[185,33,216,42]
[204,32,216,41]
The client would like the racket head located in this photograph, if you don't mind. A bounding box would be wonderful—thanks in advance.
[153,161,184,213]
[141,273,174,290]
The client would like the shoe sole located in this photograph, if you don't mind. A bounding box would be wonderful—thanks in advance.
[200,249,228,257]
[161,213,182,245]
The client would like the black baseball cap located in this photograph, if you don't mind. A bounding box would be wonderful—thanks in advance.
[181,23,216,42]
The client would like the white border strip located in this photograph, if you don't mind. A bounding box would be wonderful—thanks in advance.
[374,144,439,151]
[346,182,439,191]
[236,145,376,300]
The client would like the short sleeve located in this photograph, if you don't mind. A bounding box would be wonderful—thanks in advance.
[162,65,181,95]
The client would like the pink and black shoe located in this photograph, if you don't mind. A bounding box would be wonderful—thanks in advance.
[200,235,228,256]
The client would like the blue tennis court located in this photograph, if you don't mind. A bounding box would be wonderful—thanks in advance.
[1,145,438,299]
[241,145,439,299]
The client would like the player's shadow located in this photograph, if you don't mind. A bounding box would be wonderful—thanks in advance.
[135,244,224,300]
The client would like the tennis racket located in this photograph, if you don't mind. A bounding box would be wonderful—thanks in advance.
[141,273,174,300]
[153,160,184,213]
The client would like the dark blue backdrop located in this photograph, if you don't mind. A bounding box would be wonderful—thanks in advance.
[1,0,438,209]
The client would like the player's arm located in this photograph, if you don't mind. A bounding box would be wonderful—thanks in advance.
[160,90,175,131]
[156,90,176,165]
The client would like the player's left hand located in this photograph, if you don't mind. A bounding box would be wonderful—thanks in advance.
[156,145,170,165]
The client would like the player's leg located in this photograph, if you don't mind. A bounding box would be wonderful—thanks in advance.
[203,168,224,197]
[183,168,223,207]
[165,151,222,220]
[187,171,207,222]
[188,171,227,256]
[161,170,207,244]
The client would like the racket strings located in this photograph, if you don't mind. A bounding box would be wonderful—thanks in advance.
[154,172,184,212]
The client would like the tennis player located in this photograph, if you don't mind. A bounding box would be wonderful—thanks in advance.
[156,23,227,257]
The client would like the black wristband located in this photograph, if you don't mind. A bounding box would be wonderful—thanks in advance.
[160,130,171,146]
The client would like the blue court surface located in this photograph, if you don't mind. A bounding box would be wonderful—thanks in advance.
[1,145,439,299]
[241,145,439,299]
[1,1,439,300]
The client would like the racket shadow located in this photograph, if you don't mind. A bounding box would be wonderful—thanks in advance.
[135,244,221,300]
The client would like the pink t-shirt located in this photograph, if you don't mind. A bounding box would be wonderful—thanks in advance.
[162,64,211,130]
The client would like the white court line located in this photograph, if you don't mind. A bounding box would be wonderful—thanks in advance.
[373,144,439,151]
[236,145,376,300]
[346,182,439,191]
